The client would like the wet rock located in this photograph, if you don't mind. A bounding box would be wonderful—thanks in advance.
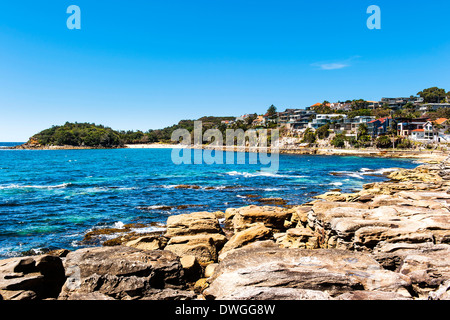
[253,198,288,206]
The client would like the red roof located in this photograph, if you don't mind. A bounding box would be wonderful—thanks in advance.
[435,118,448,125]
[412,129,424,132]
[369,116,392,124]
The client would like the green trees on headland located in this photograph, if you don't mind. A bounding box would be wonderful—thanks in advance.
[32,122,122,147]
[29,117,237,147]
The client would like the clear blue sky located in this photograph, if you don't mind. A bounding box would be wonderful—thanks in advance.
[0,0,449,141]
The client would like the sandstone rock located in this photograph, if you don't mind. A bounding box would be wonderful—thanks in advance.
[279,227,319,249]
[140,288,196,300]
[204,247,411,299]
[336,291,411,300]
[230,205,292,232]
[372,242,450,271]
[164,234,227,264]
[125,235,163,251]
[59,246,185,300]
[428,280,450,300]
[166,211,222,237]
[289,206,311,227]
[179,255,202,282]
[218,287,332,300]
[0,254,65,300]
[220,224,272,253]
[204,263,218,278]
[398,249,450,297]
[194,278,209,294]
[66,292,116,300]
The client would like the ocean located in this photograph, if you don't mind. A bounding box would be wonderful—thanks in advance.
[0,147,417,258]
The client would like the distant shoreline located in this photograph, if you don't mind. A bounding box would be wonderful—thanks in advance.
[5,142,447,163]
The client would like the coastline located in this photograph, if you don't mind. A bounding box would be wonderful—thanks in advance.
[8,142,447,163]
[1,157,450,300]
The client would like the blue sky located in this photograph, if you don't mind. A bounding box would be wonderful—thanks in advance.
[0,0,449,141]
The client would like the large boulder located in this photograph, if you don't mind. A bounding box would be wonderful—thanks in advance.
[0,254,66,300]
[228,205,292,232]
[165,211,222,237]
[220,223,272,254]
[204,247,412,300]
[59,246,190,300]
[164,234,227,264]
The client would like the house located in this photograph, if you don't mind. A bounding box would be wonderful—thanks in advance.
[397,117,429,137]
[413,118,450,143]
[252,115,266,127]
[308,114,347,130]
[367,116,396,137]
[367,101,383,109]
[380,97,424,110]
[410,129,426,141]
[418,103,450,113]
[284,109,316,130]
[397,117,450,143]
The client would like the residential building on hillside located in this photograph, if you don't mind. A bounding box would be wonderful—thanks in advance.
[396,117,429,137]
[308,114,347,130]
[381,97,424,110]
[367,116,396,137]
[418,103,450,112]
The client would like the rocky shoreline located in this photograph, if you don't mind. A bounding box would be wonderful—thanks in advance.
[1,159,450,300]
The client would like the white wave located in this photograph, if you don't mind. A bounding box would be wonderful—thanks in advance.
[329,182,343,186]
[0,183,70,190]
[331,171,365,179]
[131,226,166,234]
[236,195,247,198]
[366,168,398,175]
[263,187,285,191]
[137,205,173,210]
[226,171,301,178]
[113,221,125,229]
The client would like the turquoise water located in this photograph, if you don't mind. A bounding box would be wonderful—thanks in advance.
[0,148,417,258]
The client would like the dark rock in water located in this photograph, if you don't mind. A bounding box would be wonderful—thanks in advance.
[253,198,288,206]
[0,254,66,300]
[174,185,201,190]
[58,246,188,300]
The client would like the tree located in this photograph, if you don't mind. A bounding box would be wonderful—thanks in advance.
[417,87,447,103]
[357,123,369,137]
[331,133,346,148]
[375,135,392,148]
[351,99,369,110]
[301,128,316,144]
[316,124,330,139]
[373,108,391,119]
[267,105,277,118]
